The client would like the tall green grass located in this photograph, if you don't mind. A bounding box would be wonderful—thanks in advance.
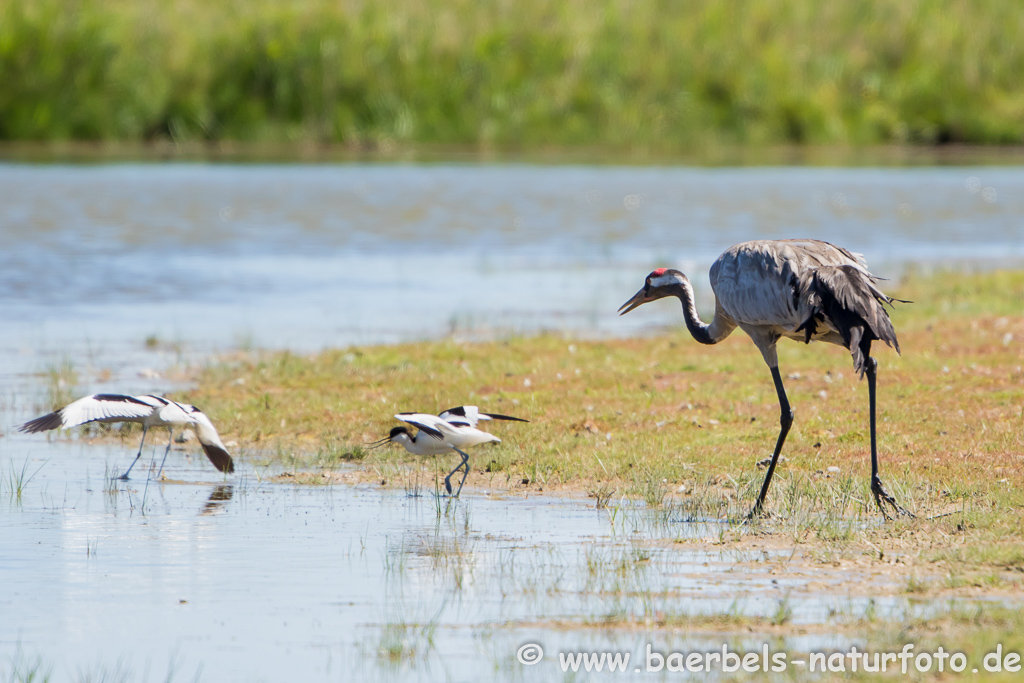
[2,0,1024,148]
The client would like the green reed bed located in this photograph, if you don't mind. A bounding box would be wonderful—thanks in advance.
[3,0,1024,148]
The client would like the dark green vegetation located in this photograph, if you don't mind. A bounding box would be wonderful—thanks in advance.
[4,0,1024,148]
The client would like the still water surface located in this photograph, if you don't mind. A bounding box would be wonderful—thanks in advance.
[2,163,1022,357]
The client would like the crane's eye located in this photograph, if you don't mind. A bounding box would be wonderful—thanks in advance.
[644,280,651,295]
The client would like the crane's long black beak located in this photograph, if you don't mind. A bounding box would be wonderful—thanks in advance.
[618,287,649,316]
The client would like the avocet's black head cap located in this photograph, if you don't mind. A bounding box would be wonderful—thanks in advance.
[389,426,409,439]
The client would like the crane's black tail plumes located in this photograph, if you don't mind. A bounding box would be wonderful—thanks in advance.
[796,265,905,377]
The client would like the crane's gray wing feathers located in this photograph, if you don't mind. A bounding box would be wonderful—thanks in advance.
[709,245,808,327]
[796,265,901,376]
[775,239,869,271]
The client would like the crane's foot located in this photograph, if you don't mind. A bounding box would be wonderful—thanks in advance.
[744,511,774,523]
[117,473,131,481]
[871,476,914,520]
[744,500,772,522]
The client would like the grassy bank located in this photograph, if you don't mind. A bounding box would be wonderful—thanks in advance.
[3,0,1024,148]
[182,270,1024,545]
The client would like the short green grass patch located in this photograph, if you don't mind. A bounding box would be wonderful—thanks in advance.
[185,269,1024,565]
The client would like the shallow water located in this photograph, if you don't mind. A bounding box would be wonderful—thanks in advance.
[1,433,952,682]
[3,162,1023,680]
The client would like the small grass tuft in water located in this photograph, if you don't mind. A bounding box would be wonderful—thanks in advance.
[627,463,668,509]
[1,647,51,683]
[5,457,46,504]
[381,537,409,578]
[1,643,50,679]
[43,358,77,411]
[904,573,929,594]
[770,596,794,626]
[588,483,617,510]
[376,621,437,664]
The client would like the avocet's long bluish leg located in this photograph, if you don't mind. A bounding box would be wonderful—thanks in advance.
[118,426,149,480]
[155,428,173,480]
[444,447,470,496]
[455,459,470,497]
[142,429,174,512]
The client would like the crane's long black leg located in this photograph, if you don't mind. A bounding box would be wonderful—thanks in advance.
[444,448,470,497]
[118,426,149,480]
[748,366,794,519]
[865,357,914,519]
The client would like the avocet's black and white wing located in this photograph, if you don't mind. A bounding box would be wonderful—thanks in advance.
[18,393,234,479]
[184,405,234,473]
[438,405,529,428]
[149,399,234,474]
[393,413,448,441]
[18,394,160,433]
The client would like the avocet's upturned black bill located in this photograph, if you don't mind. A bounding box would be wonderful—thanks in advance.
[18,393,234,479]
[619,239,911,520]
[370,406,527,496]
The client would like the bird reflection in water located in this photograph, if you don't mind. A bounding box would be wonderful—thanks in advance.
[200,485,233,516]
